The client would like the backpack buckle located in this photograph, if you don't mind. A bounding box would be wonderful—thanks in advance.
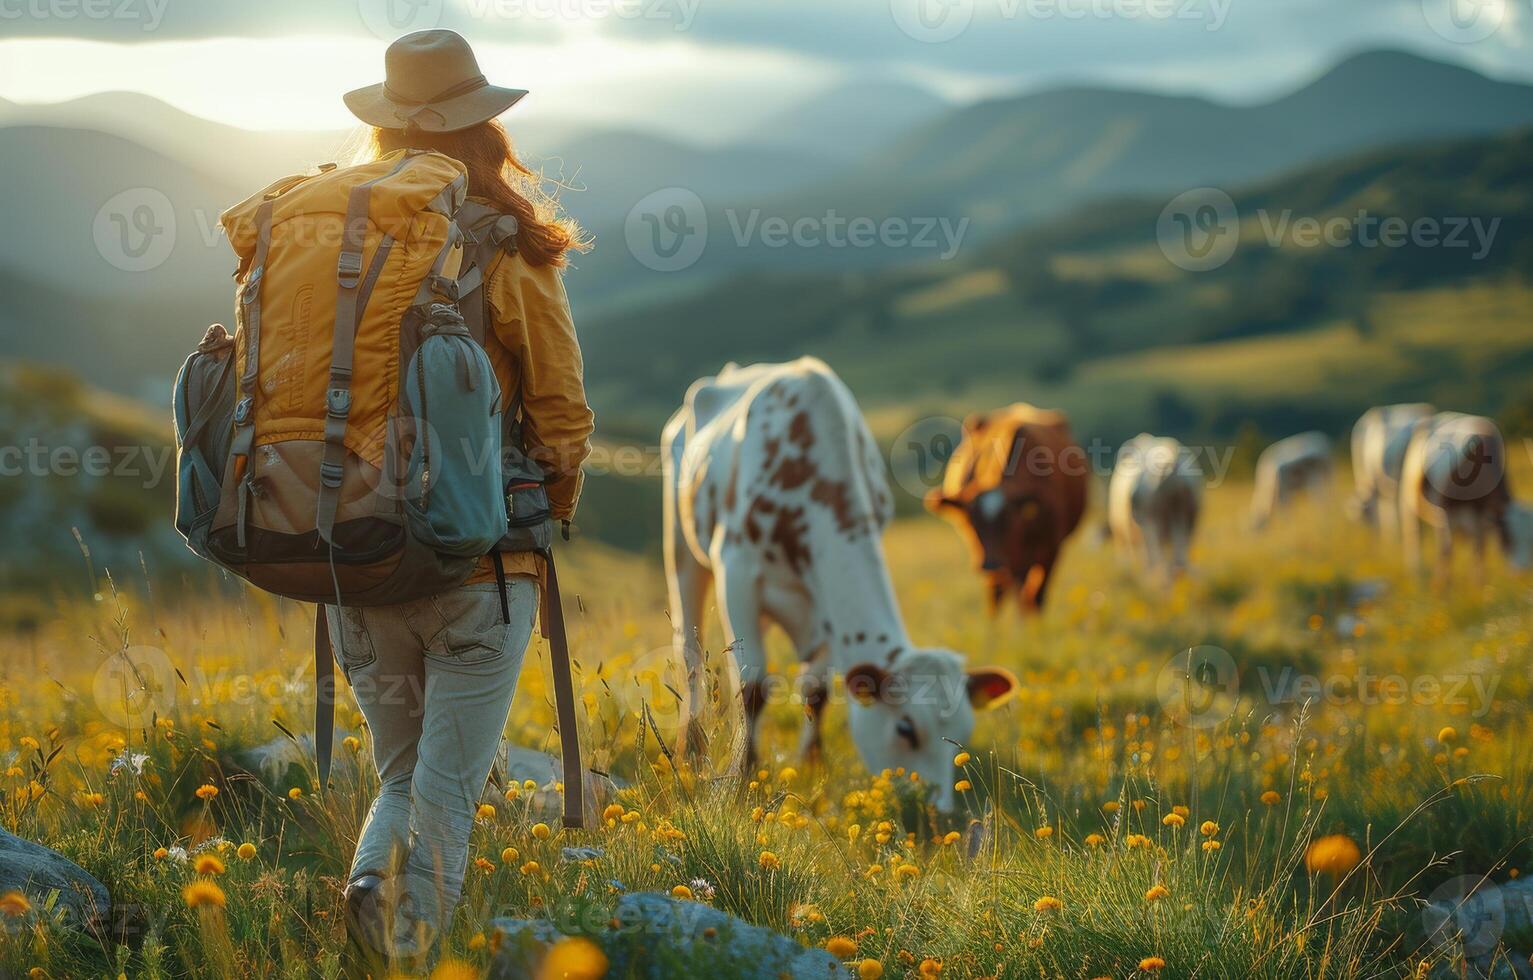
[241,266,263,303]
[319,461,344,489]
[337,251,363,289]
[326,388,352,419]
[233,397,253,425]
[427,275,460,302]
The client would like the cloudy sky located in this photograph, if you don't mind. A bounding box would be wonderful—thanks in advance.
[0,0,1527,141]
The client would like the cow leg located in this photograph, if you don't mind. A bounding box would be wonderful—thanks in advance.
[1472,516,1488,588]
[1433,522,1454,593]
[714,556,768,774]
[985,575,1006,617]
[1402,508,1423,575]
[1020,556,1055,613]
[669,553,714,762]
[795,655,830,765]
[1378,491,1399,545]
[1142,524,1164,579]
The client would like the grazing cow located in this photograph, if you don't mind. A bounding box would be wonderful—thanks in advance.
[1250,431,1333,530]
[1349,403,1434,539]
[1400,412,1533,582]
[662,358,1017,810]
[924,405,1087,614]
[1107,434,1202,580]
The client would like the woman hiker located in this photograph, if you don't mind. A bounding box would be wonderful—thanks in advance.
[333,28,593,971]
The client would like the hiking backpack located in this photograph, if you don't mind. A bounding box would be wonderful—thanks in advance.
[172,149,583,826]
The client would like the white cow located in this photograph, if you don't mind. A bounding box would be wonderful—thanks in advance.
[662,358,1017,811]
[1108,434,1202,580]
[1400,412,1533,582]
[1250,431,1333,530]
[1349,403,1434,539]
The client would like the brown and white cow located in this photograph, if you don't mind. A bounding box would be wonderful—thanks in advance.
[1349,403,1434,540]
[1400,412,1533,583]
[1107,434,1202,581]
[925,404,1087,614]
[662,358,1017,810]
[1250,431,1333,530]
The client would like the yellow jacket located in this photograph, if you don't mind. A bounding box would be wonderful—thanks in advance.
[467,236,594,585]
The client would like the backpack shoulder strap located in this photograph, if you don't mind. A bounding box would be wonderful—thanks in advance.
[455,201,520,350]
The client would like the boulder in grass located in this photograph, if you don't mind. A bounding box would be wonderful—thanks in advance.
[493,743,626,826]
[488,892,850,979]
[0,828,109,934]
[1422,878,1533,980]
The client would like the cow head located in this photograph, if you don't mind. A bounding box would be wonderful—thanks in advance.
[1503,502,1533,570]
[926,488,1046,575]
[843,650,1017,812]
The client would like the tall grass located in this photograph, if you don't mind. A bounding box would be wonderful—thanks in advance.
[0,480,1529,978]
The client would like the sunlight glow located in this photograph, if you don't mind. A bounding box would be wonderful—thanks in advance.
[0,35,835,138]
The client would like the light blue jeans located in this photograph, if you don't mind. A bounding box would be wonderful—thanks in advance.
[326,579,538,957]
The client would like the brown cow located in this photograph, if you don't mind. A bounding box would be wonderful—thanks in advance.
[925,404,1088,614]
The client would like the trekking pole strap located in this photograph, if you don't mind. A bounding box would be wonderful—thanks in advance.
[314,605,337,790]
[541,551,584,829]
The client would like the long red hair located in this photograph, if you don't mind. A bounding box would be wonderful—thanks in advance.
[372,120,587,267]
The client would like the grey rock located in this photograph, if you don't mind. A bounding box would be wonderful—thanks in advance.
[489,891,850,979]
[1423,879,1533,979]
[561,846,605,862]
[0,828,109,933]
[493,743,626,827]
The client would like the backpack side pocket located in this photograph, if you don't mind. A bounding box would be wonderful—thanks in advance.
[402,310,507,557]
[173,325,236,557]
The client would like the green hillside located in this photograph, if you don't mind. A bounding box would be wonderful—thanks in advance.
[583,126,1533,447]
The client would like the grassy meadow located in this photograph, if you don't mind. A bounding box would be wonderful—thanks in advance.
[1,470,1531,979]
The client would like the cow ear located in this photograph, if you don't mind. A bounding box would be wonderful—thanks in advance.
[845,663,891,706]
[966,667,1018,710]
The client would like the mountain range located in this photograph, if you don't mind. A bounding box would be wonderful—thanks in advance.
[2,49,1531,419]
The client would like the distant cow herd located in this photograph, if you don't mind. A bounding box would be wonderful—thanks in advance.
[660,357,1532,802]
